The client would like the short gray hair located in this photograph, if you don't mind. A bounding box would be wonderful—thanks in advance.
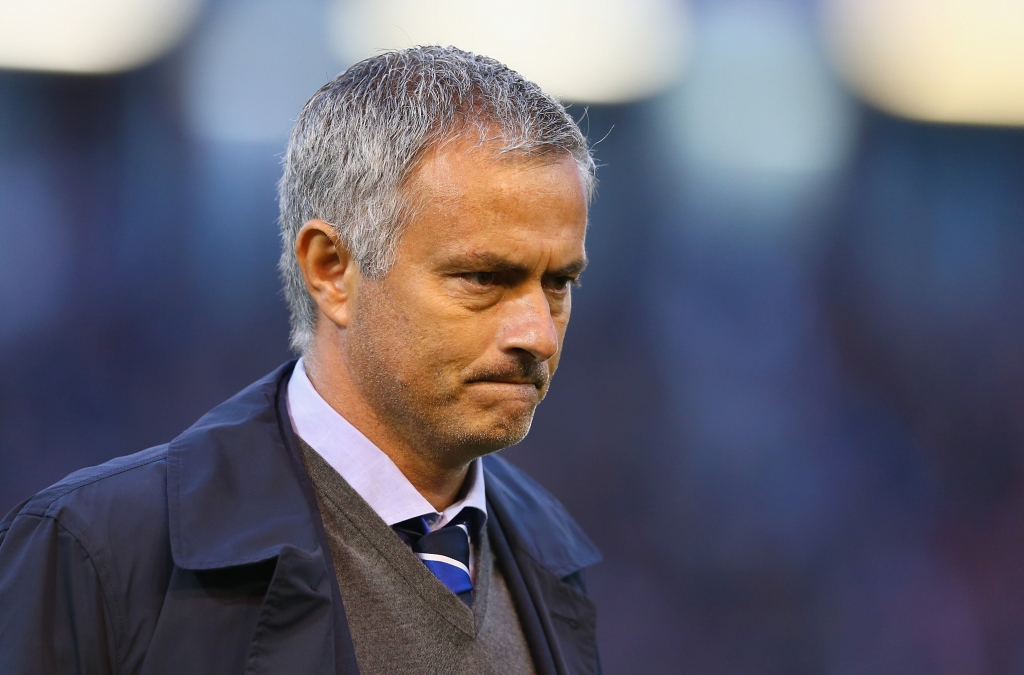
[277,45,596,353]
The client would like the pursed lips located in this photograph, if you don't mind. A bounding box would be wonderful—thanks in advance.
[464,362,549,391]
[474,378,540,387]
[468,376,545,390]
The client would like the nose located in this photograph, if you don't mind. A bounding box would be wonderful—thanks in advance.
[497,287,559,362]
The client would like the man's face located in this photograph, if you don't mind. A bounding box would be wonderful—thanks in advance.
[343,142,588,467]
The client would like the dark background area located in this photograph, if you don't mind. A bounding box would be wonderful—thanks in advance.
[3,1,1024,672]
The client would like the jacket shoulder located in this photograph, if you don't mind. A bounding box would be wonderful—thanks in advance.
[0,446,169,561]
[1,445,169,537]
[482,453,601,578]
[0,446,175,674]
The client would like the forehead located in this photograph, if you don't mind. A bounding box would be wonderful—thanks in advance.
[400,141,589,263]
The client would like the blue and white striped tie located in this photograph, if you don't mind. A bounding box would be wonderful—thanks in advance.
[392,510,480,606]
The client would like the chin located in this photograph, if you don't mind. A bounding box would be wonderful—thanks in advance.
[479,411,536,450]
[443,408,536,455]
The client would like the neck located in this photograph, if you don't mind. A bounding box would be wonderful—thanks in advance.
[303,339,469,512]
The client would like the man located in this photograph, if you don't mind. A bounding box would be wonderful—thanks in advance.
[0,46,600,674]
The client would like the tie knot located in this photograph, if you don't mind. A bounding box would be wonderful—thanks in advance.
[391,508,483,605]
[392,508,483,545]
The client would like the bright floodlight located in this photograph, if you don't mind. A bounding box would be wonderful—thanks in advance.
[0,0,204,74]
[329,0,691,104]
[183,0,340,143]
[823,0,1024,126]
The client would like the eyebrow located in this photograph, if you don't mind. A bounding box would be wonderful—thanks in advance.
[445,251,588,277]
[550,257,589,278]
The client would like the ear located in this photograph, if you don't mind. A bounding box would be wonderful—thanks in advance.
[295,219,361,329]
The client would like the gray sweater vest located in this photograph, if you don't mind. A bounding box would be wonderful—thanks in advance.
[299,441,537,675]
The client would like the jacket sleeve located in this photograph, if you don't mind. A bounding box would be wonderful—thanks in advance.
[0,511,118,675]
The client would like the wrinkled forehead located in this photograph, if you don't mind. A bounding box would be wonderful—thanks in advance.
[402,132,586,206]
[411,142,585,216]
[392,141,588,267]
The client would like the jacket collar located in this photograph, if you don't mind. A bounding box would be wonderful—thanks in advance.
[167,360,600,578]
[167,360,319,570]
[483,454,601,578]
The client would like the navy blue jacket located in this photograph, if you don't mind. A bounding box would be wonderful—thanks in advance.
[0,362,601,674]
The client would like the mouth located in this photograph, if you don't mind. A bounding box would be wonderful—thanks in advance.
[464,361,549,394]
[472,377,543,388]
[466,381,542,410]
[467,380,542,398]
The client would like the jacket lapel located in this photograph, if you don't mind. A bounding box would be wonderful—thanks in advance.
[167,362,318,569]
[165,362,358,675]
[242,545,336,675]
[484,455,602,675]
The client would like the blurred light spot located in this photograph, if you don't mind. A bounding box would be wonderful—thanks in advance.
[678,2,854,176]
[823,0,1024,126]
[183,0,341,143]
[329,0,691,104]
[659,1,856,223]
[0,0,203,74]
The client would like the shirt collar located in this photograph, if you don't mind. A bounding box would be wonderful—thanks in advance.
[286,358,487,530]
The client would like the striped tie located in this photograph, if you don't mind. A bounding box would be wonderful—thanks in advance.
[392,510,480,606]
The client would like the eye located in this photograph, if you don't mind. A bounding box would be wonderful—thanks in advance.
[548,276,576,292]
[462,272,496,287]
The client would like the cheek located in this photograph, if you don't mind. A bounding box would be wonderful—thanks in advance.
[417,316,489,369]
[407,289,498,351]
[372,299,474,379]
[365,276,506,376]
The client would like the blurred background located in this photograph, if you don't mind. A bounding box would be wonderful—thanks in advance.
[2,0,1024,671]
